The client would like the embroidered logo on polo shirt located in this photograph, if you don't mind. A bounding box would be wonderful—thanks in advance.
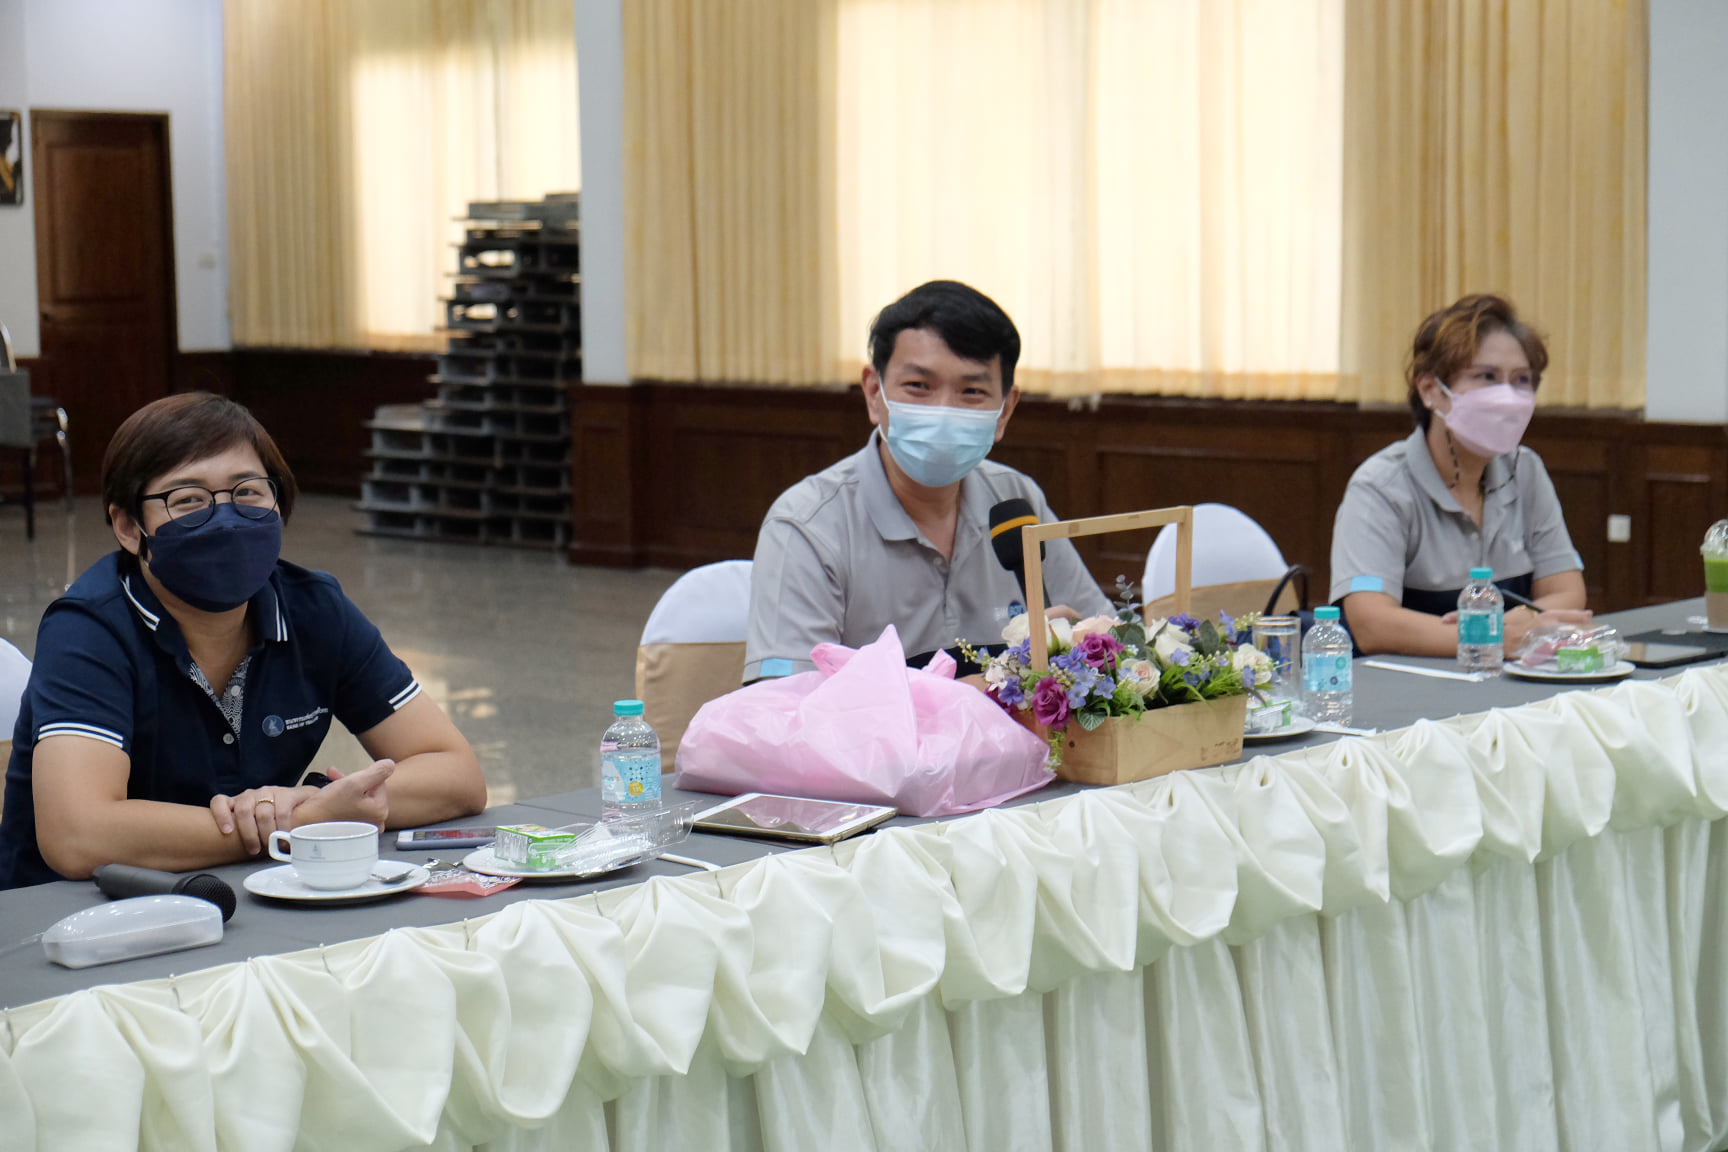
[283,706,330,732]
[262,715,286,737]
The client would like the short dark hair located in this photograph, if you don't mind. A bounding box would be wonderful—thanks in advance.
[103,392,298,525]
[1407,294,1548,431]
[868,280,1021,394]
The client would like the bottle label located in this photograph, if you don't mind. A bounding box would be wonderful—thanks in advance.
[1304,653,1352,694]
[1458,609,1502,646]
[602,749,662,804]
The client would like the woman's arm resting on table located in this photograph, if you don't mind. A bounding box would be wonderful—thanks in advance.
[1340,591,1459,658]
[1533,569,1588,612]
[351,692,486,829]
[33,736,254,878]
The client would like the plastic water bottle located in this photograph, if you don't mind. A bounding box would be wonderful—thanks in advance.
[1302,606,1354,725]
[1456,567,1505,677]
[600,700,662,821]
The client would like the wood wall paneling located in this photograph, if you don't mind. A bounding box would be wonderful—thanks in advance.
[569,383,643,565]
[1639,441,1728,604]
[228,349,437,493]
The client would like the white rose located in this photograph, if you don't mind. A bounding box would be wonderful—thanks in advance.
[1152,627,1193,666]
[1122,658,1159,695]
[1001,613,1074,653]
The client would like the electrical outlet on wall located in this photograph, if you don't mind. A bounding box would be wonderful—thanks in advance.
[1607,514,1632,543]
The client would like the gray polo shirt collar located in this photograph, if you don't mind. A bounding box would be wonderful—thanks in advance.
[1404,427,1516,516]
[859,429,996,555]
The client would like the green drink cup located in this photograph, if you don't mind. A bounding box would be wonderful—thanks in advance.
[1703,521,1728,628]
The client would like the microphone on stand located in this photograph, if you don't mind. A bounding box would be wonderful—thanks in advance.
[989,498,1048,608]
[93,864,237,922]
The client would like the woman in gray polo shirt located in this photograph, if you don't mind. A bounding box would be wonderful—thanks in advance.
[1329,294,1591,656]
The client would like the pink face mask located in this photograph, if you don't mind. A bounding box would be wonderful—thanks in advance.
[1437,382,1536,458]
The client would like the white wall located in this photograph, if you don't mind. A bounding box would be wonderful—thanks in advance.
[0,0,40,358]
[1647,0,1728,423]
[0,0,228,357]
[574,0,626,385]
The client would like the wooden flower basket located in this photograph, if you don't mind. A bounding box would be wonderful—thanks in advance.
[1020,506,1248,785]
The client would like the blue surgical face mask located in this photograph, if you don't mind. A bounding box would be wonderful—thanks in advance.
[141,503,283,613]
[882,400,1002,488]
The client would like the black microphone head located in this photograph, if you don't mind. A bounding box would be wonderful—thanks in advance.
[989,498,1043,573]
[174,873,238,922]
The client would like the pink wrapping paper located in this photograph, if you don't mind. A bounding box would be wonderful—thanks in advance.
[675,625,1054,816]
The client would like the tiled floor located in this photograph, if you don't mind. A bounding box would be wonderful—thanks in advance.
[0,495,685,805]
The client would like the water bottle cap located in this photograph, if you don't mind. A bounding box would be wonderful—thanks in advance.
[1314,606,1340,621]
[612,700,645,717]
[1469,567,1493,581]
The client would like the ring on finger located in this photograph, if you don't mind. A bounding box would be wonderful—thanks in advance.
[257,798,276,808]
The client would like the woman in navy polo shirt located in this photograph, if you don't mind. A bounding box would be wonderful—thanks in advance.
[0,393,487,888]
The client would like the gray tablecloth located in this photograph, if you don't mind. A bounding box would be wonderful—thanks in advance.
[1,597,1712,1010]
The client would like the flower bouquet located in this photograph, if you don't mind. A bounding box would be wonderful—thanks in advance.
[964,580,1272,784]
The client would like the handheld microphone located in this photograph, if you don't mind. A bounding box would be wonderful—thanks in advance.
[989,498,1047,605]
[93,864,237,922]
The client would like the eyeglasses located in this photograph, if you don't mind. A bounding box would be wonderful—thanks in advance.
[1457,367,1538,393]
[140,477,279,527]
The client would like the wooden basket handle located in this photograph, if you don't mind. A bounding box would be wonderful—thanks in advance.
[1024,506,1193,670]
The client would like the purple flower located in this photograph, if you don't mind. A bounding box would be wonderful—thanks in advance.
[1170,612,1201,632]
[1218,611,1237,640]
[1009,639,1032,662]
[1032,677,1071,727]
[1183,669,1207,688]
[1075,631,1123,670]
[997,678,1026,707]
[1241,665,1257,689]
[1170,648,1190,667]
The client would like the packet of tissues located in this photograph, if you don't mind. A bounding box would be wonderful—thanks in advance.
[1245,698,1294,733]
[1515,623,1625,672]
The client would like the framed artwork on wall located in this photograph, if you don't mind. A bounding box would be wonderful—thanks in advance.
[0,111,22,206]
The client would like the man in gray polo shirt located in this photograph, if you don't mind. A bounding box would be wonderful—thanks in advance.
[744,280,1110,681]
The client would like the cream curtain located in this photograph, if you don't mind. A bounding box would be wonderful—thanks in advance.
[837,0,1344,400]
[623,0,840,384]
[626,0,1343,397]
[1341,0,1647,409]
[225,0,580,351]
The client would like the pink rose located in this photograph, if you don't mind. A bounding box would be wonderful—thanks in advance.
[1031,676,1071,728]
[1071,614,1119,639]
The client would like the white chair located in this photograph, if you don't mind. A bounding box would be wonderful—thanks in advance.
[1142,503,1298,621]
[634,560,752,768]
[1,638,28,816]
[0,637,29,741]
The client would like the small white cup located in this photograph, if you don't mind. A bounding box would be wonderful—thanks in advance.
[268,821,379,890]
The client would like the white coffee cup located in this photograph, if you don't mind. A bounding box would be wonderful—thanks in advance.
[267,821,379,890]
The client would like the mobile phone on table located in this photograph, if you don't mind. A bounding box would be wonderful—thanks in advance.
[1624,641,1712,669]
[395,827,498,850]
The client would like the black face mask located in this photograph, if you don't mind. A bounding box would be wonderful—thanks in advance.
[141,504,283,613]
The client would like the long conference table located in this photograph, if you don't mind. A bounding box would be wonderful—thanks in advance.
[5,599,1728,1151]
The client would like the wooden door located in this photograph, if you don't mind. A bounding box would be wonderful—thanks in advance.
[31,111,176,492]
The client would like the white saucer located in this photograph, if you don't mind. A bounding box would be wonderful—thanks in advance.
[1504,660,1636,684]
[243,863,430,904]
[1684,616,1728,635]
[461,844,649,882]
[1243,715,1318,743]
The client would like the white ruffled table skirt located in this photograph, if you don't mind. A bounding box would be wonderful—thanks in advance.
[8,667,1728,1151]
